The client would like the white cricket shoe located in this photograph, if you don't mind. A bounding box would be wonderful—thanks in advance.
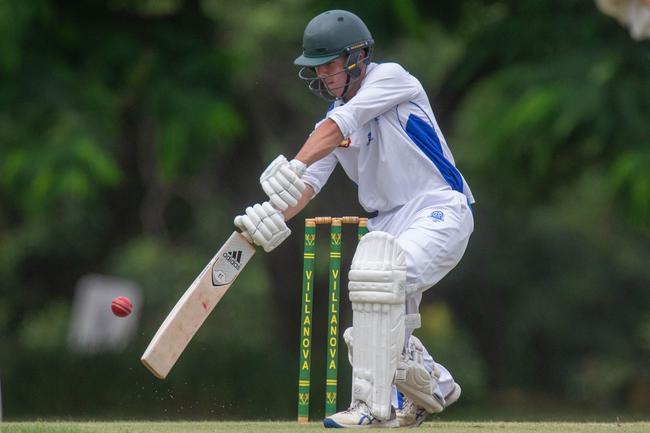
[396,397,429,428]
[323,400,399,428]
[396,383,462,428]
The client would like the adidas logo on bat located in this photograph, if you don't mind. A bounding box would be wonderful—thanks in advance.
[223,250,243,269]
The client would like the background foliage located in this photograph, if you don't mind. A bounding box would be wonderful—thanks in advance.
[0,0,648,420]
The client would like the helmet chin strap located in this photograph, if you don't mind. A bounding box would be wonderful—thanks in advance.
[341,72,352,100]
[341,50,361,99]
[338,49,363,100]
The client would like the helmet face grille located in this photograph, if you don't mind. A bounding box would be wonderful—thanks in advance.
[297,44,372,102]
[298,67,337,101]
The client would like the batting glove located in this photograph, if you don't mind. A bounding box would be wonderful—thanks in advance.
[234,202,291,252]
[259,155,307,211]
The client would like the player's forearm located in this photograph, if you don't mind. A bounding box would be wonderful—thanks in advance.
[283,184,315,221]
[294,119,343,166]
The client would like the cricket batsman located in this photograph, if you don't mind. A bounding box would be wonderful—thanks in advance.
[234,10,475,428]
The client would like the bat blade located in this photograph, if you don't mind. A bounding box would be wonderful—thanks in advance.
[141,231,255,379]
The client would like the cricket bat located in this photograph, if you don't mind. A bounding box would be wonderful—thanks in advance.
[141,231,256,379]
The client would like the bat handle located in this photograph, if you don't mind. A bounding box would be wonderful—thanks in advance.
[239,230,254,244]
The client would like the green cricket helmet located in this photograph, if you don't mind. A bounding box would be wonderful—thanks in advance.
[295,10,374,100]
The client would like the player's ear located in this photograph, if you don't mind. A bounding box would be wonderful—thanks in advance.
[360,48,371,67]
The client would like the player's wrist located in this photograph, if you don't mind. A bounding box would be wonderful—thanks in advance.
[289,159,307,177]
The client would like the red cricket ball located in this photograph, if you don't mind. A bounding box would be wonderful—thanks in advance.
[111,296,133,317]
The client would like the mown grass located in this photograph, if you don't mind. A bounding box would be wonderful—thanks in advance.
[1,421,649,433]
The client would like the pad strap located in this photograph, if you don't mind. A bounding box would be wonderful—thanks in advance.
[404,313,421,330]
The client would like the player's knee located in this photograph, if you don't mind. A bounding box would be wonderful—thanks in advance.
[348,231,407,303]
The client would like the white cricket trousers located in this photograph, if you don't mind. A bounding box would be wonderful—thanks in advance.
[367,190,474,402]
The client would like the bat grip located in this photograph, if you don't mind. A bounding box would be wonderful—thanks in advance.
[239,230,254,244]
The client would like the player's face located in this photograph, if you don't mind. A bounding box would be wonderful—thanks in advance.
[315,55,349,98]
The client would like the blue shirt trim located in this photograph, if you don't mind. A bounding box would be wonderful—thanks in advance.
[397,104,464,193]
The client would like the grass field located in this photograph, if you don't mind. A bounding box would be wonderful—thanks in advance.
[1,421,649,433]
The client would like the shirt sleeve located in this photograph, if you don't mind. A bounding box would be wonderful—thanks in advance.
[326,63,420,137]
[302,152,338,195]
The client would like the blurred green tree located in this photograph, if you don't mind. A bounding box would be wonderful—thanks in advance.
[0,0,648,419]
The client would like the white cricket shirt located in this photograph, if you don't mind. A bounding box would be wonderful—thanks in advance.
[302,62,474,214]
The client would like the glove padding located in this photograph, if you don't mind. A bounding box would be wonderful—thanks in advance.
[234,202,290,252]
[260,155,307,211]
